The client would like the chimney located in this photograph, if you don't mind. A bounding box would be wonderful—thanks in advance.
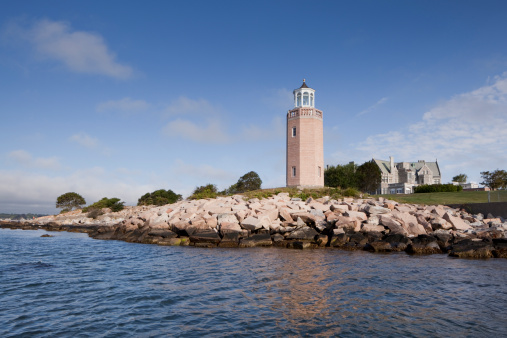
[389,156,394,171]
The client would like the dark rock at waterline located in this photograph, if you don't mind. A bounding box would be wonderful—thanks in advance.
[148,229,178,239]
[492,238,507,258]
[190,229,221,246]
[329,233,349,247]
[364,241,392,253]
[218,232,241,248]
[449,239,494,258]
[239,233,272,248]
[40,234,54,237]
[406,235,442,255]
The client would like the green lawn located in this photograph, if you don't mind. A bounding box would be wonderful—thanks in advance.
[380,191,507,205]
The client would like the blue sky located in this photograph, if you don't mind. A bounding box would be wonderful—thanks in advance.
[1,0,507,213]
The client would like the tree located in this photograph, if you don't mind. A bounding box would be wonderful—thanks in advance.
[357,160,382,193]
[452,174,468,183]
[480,170,507,190]
[138,189,182,206]
[56,192,86,212]
[324,162,359,189]
[228,171,262,194]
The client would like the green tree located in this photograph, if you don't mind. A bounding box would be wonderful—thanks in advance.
[137,189,182,206]
[228,171,262,194]
[357,160,382,193]
[324,162,359,189]
[56,192,86,212]
[189,184,218,200]
[480,170,507,190]
[83,197,125,213]
[452,174,468,183]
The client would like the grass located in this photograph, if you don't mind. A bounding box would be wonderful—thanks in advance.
[240,187,363,201]
[380,190,507,205]
[243,188,507,206]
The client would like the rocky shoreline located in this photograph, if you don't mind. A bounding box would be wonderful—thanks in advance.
[2,193,507,259]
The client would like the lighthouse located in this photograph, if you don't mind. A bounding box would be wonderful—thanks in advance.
[286,79,324,188]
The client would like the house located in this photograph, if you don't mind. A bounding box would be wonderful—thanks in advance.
[373,157,441,194]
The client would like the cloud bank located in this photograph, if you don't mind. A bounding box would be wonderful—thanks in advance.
[6,19,133,79]
[353,73,507,181]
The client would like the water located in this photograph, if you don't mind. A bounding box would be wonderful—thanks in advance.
[1,229,507,337]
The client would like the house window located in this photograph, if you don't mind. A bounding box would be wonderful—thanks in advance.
[292,166,296,177]
[292,127,296,137]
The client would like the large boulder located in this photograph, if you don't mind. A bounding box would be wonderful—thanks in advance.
[379,215,408,236]
[344,211,367,221]
[241,216,263,231]
[406,235,442,255]
[334,216,361,232]
[190,229,221,247]
[286,226,319,241]
[443,213,472,231]
[392,211,426,236]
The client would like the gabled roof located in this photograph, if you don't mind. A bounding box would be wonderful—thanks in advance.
[373,159,392,174]
[373,158,441,177]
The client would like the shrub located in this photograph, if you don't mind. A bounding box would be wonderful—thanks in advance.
[189,184,218,200]
[83,197,125,213]
[414,184,463,193]
[343,187,361,197]
[138,189,182,206]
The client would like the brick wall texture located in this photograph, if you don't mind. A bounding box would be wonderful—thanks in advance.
[286,108,324,187]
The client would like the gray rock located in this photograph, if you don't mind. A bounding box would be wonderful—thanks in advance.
[286,226,318,240]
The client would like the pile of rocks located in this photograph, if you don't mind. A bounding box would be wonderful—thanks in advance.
[4,193,507,258]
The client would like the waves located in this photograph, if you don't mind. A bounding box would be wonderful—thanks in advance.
[1,229,507,337]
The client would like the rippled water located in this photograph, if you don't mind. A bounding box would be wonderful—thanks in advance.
[1,229,507,337]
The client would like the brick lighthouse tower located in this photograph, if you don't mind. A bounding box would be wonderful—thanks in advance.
[286,79,324,188]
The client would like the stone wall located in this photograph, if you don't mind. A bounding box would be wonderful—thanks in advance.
[446,202,507,218]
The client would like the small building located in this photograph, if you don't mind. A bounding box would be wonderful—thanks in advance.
[373,157,441,194]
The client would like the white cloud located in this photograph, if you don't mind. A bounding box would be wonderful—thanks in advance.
[0,167,153,214]
[261,88,293,110]
[96,97,150,113]
[357,97,388,116]
[353,73,507,182]
[69,132,99,148]
[164,97,220,116]
[8,150,60,170]
[8,19,133,79]
[241,116,285,142]
[163,118,230,144]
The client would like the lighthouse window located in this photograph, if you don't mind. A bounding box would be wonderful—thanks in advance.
[303,92,309,106]
[292,166,296,177]
[292,127,296,137]
[296,93,301,106]
[310,93,314,106]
